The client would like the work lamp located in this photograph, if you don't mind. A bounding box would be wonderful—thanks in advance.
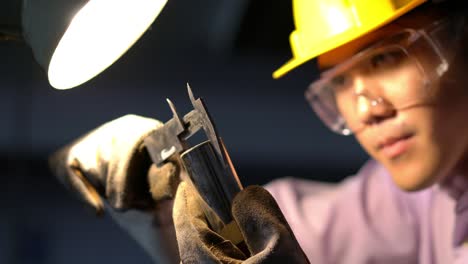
[1,0,168,90]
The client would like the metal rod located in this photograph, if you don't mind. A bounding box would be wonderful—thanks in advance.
[181,140,242,224]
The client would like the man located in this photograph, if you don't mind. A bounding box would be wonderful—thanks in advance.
[50,0,468,263]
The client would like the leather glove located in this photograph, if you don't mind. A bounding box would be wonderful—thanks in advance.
[48,114,181,263]
[173,181,311,264]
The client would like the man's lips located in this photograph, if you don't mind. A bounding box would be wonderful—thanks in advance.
[377,134,414,159]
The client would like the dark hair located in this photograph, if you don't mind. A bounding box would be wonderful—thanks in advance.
[429,1,468,82]
[414,1,468,70]
[443,2,468,71]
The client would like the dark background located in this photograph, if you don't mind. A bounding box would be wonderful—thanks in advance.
[0,1,368,263]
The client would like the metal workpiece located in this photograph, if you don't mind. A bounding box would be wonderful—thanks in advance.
[144,84,243,224]
[181,140,242,224]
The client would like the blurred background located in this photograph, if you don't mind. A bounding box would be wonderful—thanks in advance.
[0,0,369,263]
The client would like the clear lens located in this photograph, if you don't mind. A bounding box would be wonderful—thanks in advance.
[305,19,458,135]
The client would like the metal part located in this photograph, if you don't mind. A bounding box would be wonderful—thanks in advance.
[144,84,243,223]
[181,140,241,223]
[0,0,23,41]
[0,27,22,41]
[144,84,223,166]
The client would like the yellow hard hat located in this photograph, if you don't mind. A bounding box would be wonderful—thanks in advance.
[273,0,427,79]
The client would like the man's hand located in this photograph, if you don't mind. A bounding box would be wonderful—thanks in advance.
[48,114,180,263]
[173,181,310,264]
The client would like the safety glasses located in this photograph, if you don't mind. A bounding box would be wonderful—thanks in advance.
[305,17,465,135]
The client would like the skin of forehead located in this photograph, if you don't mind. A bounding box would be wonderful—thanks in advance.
[317,5,446,69]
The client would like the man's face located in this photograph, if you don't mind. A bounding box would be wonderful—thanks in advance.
[318,23,468,191]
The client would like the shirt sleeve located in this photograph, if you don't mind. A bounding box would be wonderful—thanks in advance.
[264,160,426,264]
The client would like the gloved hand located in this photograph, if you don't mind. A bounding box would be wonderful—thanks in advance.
[48,114,181,263]
[173,181,311,264]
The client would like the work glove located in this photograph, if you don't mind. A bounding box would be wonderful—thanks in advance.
[48,114,181,263]
[173,181,311,264]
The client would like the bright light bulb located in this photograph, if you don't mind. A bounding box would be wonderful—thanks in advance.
[48,0,167,90]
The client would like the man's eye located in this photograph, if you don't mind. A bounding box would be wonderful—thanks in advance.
[369,50,406,69]
[331,75,347,87]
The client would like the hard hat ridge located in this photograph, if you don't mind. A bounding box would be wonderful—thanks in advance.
[273,0,428,79]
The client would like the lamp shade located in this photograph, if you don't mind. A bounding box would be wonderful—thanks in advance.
[6,0,167,89]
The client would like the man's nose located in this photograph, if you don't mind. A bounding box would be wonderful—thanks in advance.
[354,77,396,125]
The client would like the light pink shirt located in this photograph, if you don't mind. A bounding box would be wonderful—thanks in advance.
[265,160,468,263]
